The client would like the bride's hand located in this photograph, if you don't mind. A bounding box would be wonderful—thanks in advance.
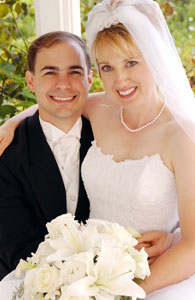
[0,119,16,155]
[135,230,169,264]
[0,104,38,155]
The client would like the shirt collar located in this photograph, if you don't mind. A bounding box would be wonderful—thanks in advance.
[39,117,82,145]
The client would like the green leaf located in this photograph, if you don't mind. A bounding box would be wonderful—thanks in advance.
[5,0,17,5]
[0,4,9,18]
[0,105,16,117]
[15,100,35,108]
[18,90,36,101]
[21,1,28,15]
[0,65,25,85]
[5,83,21,94]
[0,62,15,73]
[15,2,22,15]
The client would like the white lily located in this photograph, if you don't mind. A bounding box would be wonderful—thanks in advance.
[27,239,55,265]
[66,240,145,300]
[46,215,83,261]
[128,247,150,280]
[15,259,34,278]
[46,213,80,239]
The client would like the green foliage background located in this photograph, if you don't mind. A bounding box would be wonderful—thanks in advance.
[0,0,194,122]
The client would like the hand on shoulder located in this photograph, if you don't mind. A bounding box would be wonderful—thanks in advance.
[0,119,15,155]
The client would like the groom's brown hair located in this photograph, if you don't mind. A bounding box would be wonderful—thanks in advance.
[27,31,91,74]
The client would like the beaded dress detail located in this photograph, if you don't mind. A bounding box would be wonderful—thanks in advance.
[81,141,179,233]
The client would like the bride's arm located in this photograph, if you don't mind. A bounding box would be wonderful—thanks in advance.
[140,131,195,295]
[0,91,104,155]
[0,104,38,155]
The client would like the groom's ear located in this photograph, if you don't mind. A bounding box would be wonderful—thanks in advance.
[87,70,93,90]
[25,71,35,92]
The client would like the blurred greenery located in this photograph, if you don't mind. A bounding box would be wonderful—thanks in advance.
[0,0,194,122]
[0,0,35,123]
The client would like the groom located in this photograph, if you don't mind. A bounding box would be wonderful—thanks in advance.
[0,31,93,279]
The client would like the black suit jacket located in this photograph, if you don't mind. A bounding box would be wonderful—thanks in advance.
[0,111,93,279]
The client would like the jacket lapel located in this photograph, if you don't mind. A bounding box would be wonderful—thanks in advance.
[21,111,67,221]
[75,116,94,222]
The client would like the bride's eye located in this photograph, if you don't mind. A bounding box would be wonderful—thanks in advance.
[126,60,137,67]
[101,65,112,72]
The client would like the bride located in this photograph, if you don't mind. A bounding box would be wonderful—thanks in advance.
[82,0,195,298]
[0,0,195,299]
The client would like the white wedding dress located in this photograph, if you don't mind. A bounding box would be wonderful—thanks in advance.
[0,140,195,300]
[81,140,195,300]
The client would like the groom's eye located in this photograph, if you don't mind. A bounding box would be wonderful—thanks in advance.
[45,71,55,75]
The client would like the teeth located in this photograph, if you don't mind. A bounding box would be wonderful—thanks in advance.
[118,87,136,96]
[53,96,74,101]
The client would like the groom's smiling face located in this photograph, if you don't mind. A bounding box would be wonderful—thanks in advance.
[25,40,92,130]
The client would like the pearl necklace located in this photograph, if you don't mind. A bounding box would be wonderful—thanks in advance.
[120,101,166,133]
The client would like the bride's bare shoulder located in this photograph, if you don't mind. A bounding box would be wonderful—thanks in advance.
[165,119,195,161]
[83,92,105,119]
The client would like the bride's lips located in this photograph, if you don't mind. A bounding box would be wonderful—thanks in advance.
[49,95,77,103]
[117,87,137,98]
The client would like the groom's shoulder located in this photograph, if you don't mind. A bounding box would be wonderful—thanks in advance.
[81,115,94,140]
[1,110,40,161]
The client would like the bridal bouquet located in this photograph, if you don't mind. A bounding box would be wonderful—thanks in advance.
[14,214,150,300]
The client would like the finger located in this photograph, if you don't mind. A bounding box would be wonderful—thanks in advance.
[0,143,6,155]
[148,256,158,265]
[135,242,151,250]
[144,244,164,257]
[137,231,158,243]
[0,137,11,156]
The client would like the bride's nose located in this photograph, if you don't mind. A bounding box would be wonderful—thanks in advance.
[114,69,130,87]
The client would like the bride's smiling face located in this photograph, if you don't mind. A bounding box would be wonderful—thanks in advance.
[96,47,157,108]
[93,24,158,108]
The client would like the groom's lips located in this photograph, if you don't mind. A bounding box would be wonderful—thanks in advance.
[50,95,77,103]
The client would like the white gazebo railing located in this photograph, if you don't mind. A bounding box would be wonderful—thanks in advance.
[34,0,81,37]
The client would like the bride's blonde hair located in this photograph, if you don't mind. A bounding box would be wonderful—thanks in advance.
[92,23,142,61]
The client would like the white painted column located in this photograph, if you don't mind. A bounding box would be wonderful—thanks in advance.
[34,0,81,37]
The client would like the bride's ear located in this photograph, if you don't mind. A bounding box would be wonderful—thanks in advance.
[25,71,35,92]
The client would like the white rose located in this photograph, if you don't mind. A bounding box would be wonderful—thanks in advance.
[60,259,86,285]
[87,219,138,248]
[60,285,90,300]
[32,263,59,294]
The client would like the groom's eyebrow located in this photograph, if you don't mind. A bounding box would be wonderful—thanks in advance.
[69,65,85,71]
[40,65,84,72]
[40,66,58,72]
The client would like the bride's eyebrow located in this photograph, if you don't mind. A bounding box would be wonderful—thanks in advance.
[98,61,110,65]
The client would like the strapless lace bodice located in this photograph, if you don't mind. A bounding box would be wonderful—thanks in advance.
[81,141,179,233]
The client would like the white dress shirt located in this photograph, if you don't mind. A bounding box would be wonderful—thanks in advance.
[40,117,82,215]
